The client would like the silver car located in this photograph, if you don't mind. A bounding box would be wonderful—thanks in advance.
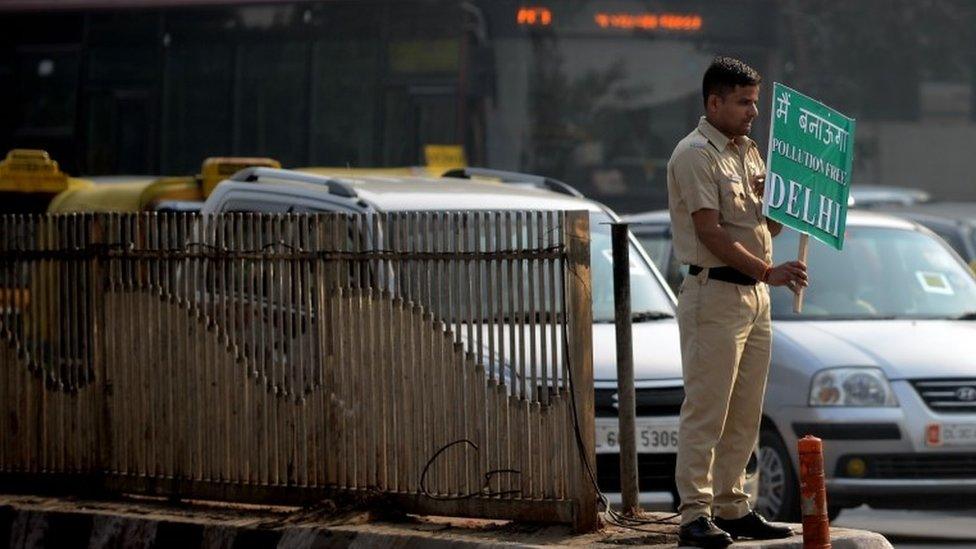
[625,209,976,521]
[202,167,690,508]
[850,185,930,209]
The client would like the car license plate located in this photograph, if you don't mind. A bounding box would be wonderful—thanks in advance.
[926,423,976,447]
[594,417,679,454]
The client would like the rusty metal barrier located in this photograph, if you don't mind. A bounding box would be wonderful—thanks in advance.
[0,211,598,531]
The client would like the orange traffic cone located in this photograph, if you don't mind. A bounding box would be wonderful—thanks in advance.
[798,435,830,549]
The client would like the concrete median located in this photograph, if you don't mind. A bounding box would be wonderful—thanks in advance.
[0,494,893,548]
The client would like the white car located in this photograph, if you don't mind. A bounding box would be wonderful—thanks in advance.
[850,184,930,209]
[625,209,976,520]
[203,167,699,508]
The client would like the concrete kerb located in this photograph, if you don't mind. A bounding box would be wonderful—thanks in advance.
[0,494,892,548]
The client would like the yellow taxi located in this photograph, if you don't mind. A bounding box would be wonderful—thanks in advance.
[47,156,281,213]
[0,149,92,214]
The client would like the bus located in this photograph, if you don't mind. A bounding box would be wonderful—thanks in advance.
[0,0,785,214]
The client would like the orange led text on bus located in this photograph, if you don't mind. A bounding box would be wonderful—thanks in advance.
[594,12,702,31]
[517,7,552,26]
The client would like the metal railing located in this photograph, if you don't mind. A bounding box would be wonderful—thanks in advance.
[0,211,597,531]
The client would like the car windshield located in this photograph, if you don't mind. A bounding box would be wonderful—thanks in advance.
[911,219,969,260]
[589,213,675,322]
[634,232,671,275]
[771,226,976,320]
[970,227,976,261]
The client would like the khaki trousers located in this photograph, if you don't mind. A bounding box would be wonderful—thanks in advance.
[674,270,771,525]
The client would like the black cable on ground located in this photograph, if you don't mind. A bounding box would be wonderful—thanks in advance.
[562,263,682,529]
[420,438,521,501]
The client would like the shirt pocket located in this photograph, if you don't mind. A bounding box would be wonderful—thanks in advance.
[718,175,749,221]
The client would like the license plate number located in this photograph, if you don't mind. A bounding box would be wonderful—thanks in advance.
[594,418,679,454]
[927,422,976,447]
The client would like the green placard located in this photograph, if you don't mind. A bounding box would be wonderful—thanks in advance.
[763,83,856,250]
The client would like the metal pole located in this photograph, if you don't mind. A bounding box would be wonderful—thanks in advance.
[611,223,639,514]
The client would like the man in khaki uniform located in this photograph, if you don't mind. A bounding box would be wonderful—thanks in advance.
[669,57,808,548]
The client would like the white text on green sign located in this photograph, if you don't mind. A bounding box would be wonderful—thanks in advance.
[763,83,856,250]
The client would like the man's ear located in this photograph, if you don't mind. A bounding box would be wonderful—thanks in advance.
[706,93,721,115]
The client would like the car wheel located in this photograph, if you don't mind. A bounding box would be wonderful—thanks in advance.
[756,428,800,522]
[744,448,760,509]
[827,505,842,522]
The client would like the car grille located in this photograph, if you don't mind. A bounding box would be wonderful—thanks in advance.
[911,379,976,413]
[837,453,976,479]
[593,386,684,417]
[596,453,677,492]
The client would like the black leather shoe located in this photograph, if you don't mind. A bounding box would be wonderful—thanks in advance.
[678,517,733,548]
[713,510,794,540]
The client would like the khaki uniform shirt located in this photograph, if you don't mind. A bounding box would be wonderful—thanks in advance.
[667,117,772,268]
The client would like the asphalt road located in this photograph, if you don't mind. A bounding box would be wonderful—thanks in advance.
[834,506,976,548]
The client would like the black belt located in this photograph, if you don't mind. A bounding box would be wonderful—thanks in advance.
[688,265,757,286]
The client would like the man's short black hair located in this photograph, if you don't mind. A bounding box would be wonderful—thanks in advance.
[702,56,761,106]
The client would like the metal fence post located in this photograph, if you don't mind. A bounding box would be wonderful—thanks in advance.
[611,223,640,515]
[90,213,111,484]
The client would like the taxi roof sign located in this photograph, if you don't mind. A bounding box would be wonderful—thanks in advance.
[0,149,70,193]
[201,156,280,197]
[423,144,466,172]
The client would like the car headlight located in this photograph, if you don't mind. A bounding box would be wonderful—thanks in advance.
[809,367,898,407]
